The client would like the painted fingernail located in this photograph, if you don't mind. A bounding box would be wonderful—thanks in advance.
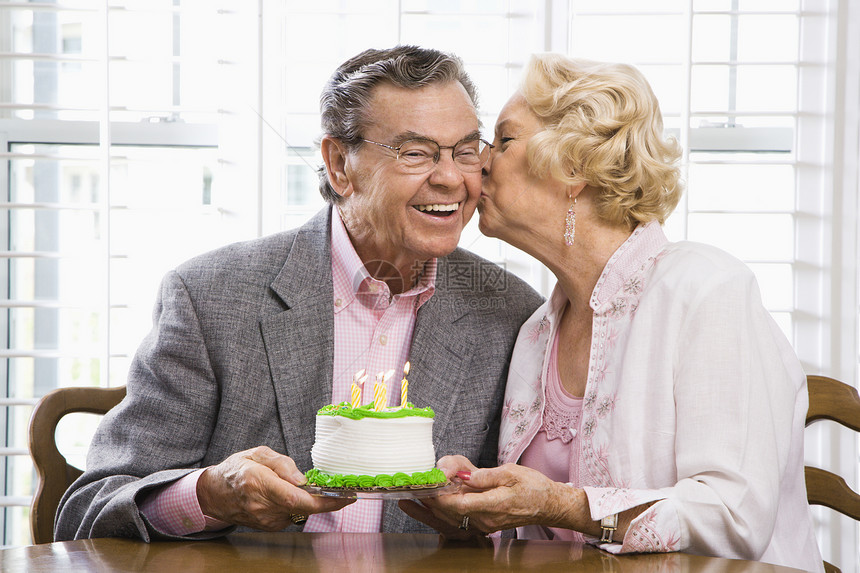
[457,471,471,480]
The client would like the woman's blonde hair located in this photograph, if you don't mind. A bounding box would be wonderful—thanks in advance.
[522,53,683,227]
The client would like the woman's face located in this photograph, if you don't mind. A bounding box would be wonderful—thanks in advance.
[479,93,566,243]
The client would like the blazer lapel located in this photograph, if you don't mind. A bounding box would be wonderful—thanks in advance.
[405,256,476,449]
[260,208,335,471]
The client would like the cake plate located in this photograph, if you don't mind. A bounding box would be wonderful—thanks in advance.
[302,480,460,500]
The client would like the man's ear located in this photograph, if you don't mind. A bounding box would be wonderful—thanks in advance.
[320,135,354,198]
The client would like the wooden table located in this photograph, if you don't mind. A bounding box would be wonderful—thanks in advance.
[0,532,808,572]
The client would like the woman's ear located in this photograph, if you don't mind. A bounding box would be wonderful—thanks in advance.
[320,136,354,198]
[569,181,587,200]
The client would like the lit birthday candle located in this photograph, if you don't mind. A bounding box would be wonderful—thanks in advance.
[373,371,385,411]
[373,369,395,411]
[400,361,410,407]
[350,369,367,408]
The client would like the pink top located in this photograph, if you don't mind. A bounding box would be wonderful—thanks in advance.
[139,208,434,535]
[518,328,584,542]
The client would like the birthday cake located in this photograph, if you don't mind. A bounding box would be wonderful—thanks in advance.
[305,402,447,489]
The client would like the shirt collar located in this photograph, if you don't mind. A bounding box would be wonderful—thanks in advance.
[330,208,437,312]
[590,220,668,311]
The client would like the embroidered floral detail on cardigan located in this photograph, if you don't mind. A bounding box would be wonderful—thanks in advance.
[596,395,616,418]
[506,401,526,420]
[593,365,611,386]
[623,276,643,295]
[582,417,596,437]
[526,315,549,344]
[606,328,620,351]
[594,488,638,514]
[609,298,628,318]
[591,444,613,483]
[626,508,680,553]
[515,419,529,436]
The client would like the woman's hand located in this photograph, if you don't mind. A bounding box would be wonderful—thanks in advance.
[402,456,591,536]
[435,454,478,482]
[398,455,486,539]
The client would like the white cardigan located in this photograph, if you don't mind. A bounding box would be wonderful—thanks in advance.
[499,221,823,572]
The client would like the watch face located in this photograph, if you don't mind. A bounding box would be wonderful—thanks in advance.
[599,514,618,543]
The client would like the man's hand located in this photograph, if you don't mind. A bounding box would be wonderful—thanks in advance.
[197,446,353,530]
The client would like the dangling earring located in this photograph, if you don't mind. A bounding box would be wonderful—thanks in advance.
[564,196,576,246]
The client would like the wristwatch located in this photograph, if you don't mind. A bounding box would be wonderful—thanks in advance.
[600,513,618,543]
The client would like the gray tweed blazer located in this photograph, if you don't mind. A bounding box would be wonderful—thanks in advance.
[54,207,543,541]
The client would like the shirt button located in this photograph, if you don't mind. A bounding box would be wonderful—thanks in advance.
[569,428,577,438]
[379,335,388,345]
[334,298,342,307]
[181,517,193,529]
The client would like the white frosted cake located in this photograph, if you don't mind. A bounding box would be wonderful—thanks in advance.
[305,402,446,489]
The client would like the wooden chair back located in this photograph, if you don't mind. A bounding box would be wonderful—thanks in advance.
[805,374,860,573]
[28,385,126,544]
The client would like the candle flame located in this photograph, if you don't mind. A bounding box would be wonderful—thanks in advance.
[403,361,411,376]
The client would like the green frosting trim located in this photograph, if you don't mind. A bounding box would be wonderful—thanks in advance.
[316,401,435,420]
[305,467,446,488]
[357,474,376,488]
[376,474,394,488]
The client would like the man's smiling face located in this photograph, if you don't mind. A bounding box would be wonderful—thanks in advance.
[337,81,482,272]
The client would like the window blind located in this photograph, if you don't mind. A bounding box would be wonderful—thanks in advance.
[0,0,243,546]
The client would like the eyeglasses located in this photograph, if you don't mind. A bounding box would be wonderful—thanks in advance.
[361,137,494,174]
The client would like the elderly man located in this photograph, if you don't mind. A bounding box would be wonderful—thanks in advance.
[55,45,542,541]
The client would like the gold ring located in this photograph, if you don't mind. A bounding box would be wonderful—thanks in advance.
[290,514,308,525]
[459,515,470,531]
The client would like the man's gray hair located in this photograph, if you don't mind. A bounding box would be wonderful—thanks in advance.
[317,45,479,203]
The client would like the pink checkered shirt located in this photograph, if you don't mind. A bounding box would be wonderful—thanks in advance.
[139,208,436,535]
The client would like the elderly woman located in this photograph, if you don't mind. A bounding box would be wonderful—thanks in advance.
[400,54,823,572]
